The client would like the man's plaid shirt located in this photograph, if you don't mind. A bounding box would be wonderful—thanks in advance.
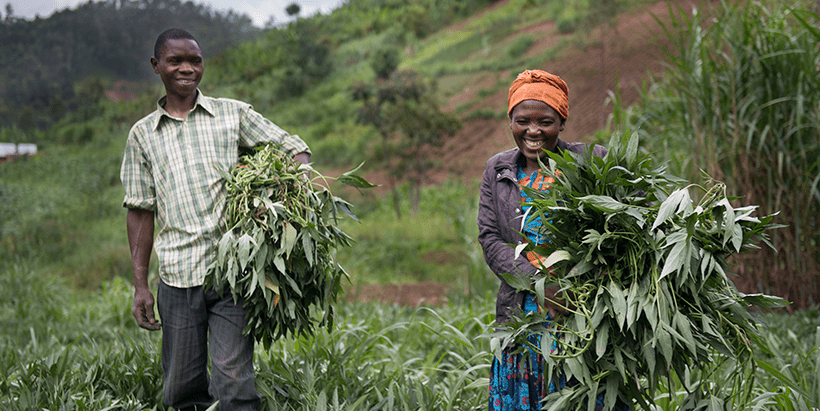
[120,91,310,288]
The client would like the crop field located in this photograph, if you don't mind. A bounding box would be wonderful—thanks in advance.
[1,258,818,410]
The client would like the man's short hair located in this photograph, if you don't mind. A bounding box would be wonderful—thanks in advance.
[154,28,199,59]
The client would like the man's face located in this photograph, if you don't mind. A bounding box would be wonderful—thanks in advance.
[151,38,203,100]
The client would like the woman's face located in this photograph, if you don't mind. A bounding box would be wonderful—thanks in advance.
[510,100,565,165]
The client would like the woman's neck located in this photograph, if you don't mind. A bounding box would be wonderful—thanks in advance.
[521,158,545,176]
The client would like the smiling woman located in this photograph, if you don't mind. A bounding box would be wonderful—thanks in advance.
[477,69,612,411]
[510,100,565,176]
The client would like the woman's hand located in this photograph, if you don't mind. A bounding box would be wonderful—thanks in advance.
[543,286,575,321]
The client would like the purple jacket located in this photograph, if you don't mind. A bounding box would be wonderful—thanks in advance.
[477,139,607,324]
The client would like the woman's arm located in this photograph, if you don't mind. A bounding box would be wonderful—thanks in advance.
[477,162,538,280]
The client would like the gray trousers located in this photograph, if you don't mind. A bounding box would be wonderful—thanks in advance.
[157,280,261,411]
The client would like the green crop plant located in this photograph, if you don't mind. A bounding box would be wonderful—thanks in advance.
[491,131,789,410]
[205,143,375,347]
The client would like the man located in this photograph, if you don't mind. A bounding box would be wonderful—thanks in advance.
[121,28,311,410]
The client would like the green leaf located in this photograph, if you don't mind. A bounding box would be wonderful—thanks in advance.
[625,131,639,168]
[652,188,688,230]
[264,275,279,295]
[542,250,572,270]
[217,231,234,269]
[608,281,627,330]
[673,311,697,356]
[566,260,594,278]
[756,359,809,398]
[613,346,626,381]
[578,195,628,213]
[534,276,546,308]
[500,273,531,293]
[641,335,657,381]
[740,293,789,309]
[273,255,286,275]
[604,374,618,411]
[595,321,610,360]
[282,222,297,257]
[660,234,689,281]
[338,162,378,188]
[333,198,360,223]
[657,323,673,364]
[706,395,724,411]
[236,233,255,271]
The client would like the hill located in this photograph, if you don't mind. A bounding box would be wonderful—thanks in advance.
[344,0,711,304]
[3,0,816,311]
[0,0,703,296]
[425,0,700,186]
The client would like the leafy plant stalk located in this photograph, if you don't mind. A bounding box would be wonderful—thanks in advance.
[204,143,375,348]
[490,131,788,410]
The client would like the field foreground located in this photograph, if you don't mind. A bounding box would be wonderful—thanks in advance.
[1,263,818,410]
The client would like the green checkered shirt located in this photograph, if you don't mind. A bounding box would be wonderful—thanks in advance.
[120,91,311,288]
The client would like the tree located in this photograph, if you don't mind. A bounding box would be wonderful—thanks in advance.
[286,3,301,18]
[352,66,460,217]
[370,46,400,80]
[385,76,460,212]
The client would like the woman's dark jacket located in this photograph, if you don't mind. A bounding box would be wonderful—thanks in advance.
[477,139,607,324]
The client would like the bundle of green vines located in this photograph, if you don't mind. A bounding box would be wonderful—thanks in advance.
[205,144,374,348]
[492,132,787,410]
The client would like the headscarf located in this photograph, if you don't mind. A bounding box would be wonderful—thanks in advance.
[507,69,569,120]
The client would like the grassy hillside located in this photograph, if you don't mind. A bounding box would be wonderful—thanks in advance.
[0,0,669,290]
[1,0,817,306]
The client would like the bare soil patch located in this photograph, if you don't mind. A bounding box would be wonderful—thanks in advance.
[346,281,452,306]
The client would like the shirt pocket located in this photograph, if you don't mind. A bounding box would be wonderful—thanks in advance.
[191,115,238,180]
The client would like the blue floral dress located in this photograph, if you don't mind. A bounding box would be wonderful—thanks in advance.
[488,167,630,411]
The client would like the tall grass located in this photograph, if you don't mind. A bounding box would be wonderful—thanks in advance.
[608,0,820,310]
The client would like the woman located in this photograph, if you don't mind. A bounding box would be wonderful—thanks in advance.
[477,69,617,411]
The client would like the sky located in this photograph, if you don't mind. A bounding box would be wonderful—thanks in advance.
[5,0,345,28]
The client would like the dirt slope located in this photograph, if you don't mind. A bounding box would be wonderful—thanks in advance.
[430,0,705,186]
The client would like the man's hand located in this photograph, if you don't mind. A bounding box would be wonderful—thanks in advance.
[127,208,159,331]
[133,286,161,331]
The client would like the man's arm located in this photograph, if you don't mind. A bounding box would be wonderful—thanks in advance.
[293,151,310,166]
[127,208,161,331]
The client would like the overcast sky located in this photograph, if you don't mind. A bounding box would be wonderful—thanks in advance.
[5,0,345,28]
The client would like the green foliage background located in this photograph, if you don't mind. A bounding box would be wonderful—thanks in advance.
[0,0,818,409]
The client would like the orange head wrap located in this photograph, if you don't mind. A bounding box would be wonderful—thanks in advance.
[507,69,569,120]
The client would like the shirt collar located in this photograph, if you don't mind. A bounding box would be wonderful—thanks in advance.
[150,89,215,130]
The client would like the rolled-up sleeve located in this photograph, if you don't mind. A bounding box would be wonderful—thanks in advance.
[120,128,156,211]
[238,106,311,157]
